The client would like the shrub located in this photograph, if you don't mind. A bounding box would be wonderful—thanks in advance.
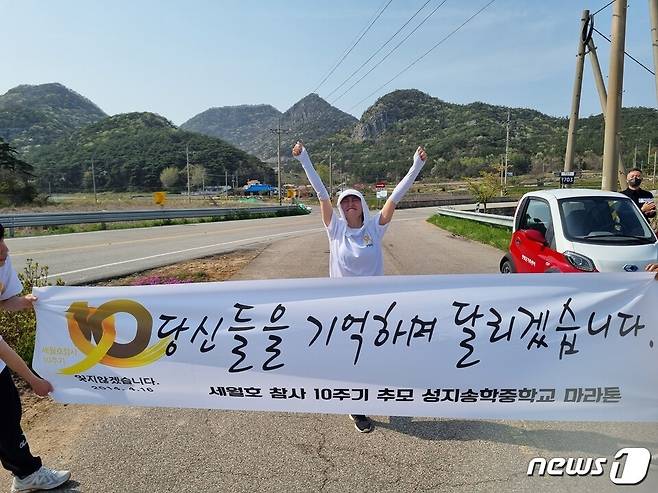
[0,259,62,364]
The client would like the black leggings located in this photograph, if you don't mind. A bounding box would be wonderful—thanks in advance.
[0,367,42,478]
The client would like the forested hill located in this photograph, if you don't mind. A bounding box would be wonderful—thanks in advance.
[6,83,657,188]
[181,93,358,162]
[308,89,658,182]
[0,83,107,152]
[181,104,282,154]
[27,112,274,192]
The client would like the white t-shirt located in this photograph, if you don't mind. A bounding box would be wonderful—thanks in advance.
[327,189,389,278]
[0,256,24,373]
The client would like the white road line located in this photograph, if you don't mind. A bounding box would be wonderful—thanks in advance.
[45,213,433,278]
[49,227,324,277]
[6,213,318,241]
[11,221,314,257]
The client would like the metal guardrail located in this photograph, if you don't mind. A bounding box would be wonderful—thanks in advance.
[0,205,306,235]
[397,195,517,209]
[435,207,514,228]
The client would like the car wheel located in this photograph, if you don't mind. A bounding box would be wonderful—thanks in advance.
[500,259,514,274]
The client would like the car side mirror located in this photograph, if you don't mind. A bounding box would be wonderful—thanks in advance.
[525,228,547,245]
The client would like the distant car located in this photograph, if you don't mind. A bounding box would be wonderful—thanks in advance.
[500,189,658,273]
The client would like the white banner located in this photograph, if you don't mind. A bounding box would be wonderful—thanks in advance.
[33,273,658,421]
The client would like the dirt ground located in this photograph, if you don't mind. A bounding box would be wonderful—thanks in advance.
[94,247,264,286]
[13,246,265,421]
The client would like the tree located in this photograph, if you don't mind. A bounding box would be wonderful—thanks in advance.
[0,139,34,179]
[82,170,94,191]
[160,167,179,189]
[0,138,37,204]
[189,164,207,189]
[315,163,330,185]
[466,167,503,212]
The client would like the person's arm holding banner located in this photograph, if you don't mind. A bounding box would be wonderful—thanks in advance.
[0,293,37,311]
[0,292,51,395]
[292,141,333,227]
[379,146,427,225]
[0,337,53,396]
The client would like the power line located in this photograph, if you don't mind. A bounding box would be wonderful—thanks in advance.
[592,27,655,75]
[311,0,394,94]
[332,0,449,104]
[591,0,616,17]
[324,0,434,100]
[348,0,497,112]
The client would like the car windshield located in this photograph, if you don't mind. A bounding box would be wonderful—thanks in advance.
[559,196,656,244]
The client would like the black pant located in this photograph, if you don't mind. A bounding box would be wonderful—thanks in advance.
[0,367,42,478]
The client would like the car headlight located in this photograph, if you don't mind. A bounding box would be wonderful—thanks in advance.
[563,251,597,272]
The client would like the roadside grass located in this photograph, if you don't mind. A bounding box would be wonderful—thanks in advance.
[427,214,511,251]
[44,192,250,210]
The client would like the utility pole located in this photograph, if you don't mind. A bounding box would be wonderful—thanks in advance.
[91,154,97,204]
[504,109,510,189]
[587,37,627,189]
[564,9,590,174]
[649,140,653,173]
[634,144,638,168]
[270,119,290,206]
[602,0,628,191]
[650,0,658,105]
[186,144,191,203]
[225,169,228,198]
[329,144,334,200]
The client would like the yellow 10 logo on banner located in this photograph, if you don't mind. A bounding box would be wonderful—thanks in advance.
[60,299,170,375]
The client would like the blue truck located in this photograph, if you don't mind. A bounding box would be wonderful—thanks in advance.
[244,183,276,195]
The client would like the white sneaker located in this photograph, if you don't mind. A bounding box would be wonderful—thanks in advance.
[11,466,71,492]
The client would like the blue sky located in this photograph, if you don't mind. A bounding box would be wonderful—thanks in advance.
[1,0,656,125]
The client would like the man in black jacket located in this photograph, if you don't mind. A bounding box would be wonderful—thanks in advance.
[620,168,656,220]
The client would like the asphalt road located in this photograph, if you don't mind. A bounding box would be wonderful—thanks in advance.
[3,209,656,492]
[5,210,325,285]
[6,207,446,285]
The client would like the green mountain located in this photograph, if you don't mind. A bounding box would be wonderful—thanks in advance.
[0,83,107,153]
[309,89,658,182]
[181,104,282,156]
[181,94,358,162]
[7,82,656,193]
[27,112,274,192]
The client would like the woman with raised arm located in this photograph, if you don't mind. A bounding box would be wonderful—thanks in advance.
[292,141,427,432]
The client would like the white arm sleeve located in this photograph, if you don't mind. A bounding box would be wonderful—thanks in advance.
[294,148,330,201]
[389,150,426,204]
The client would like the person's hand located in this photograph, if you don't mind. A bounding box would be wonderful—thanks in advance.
[646,263,658,280]
[30,376,53,397]
[292,141,304,157]
[17,294,37,310]
[641,201,656,213]
[414,146,427,163]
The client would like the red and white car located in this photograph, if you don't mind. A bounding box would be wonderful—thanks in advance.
[500,189,658,273]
